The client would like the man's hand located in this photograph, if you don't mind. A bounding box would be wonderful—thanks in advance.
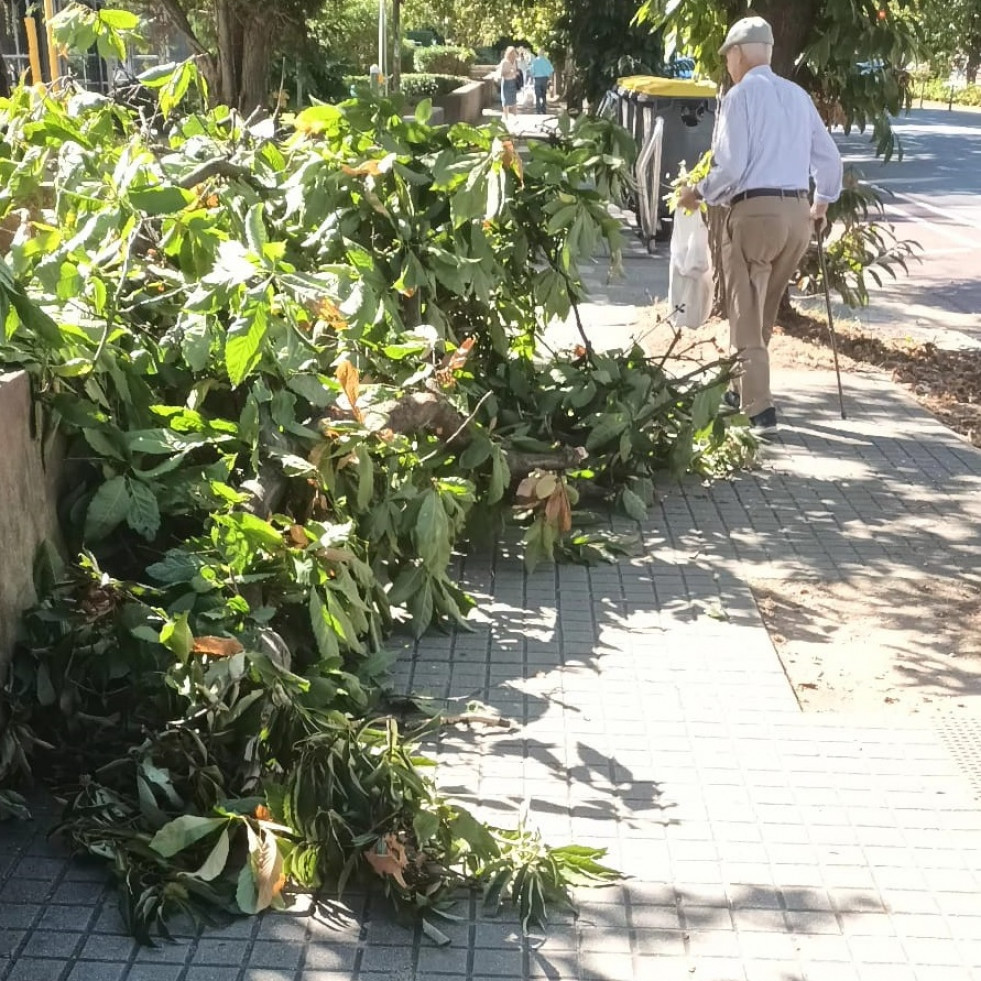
[677,185,701,213]
[811,201,829,232]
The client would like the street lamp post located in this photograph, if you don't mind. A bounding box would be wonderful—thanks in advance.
[377,0,387,91]
[391,0,401,93]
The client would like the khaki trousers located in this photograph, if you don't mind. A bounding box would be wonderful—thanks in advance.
[723,196,811,418]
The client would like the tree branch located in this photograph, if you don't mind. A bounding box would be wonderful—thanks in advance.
[177,159,256,189]
[157,0,211,58]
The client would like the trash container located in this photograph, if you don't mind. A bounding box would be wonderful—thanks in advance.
[614,76,717,247]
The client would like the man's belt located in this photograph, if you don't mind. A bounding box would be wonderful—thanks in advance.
[730,188,809,205]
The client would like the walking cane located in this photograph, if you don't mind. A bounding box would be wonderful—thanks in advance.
[815,221,847,420]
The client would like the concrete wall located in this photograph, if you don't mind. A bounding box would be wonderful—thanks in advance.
[435,80,487,125]
[0,372,61,673]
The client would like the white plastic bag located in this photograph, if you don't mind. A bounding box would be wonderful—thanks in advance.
[668,208,713,329]
[522,84,535,109]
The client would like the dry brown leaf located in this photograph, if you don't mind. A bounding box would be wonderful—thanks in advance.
[251,825,286,910]
[363,834,409,888]
[440,336,475,373]
[192,636,244,657]
[500,139,524,183]
[336,360,362,422]
[544,484,573,533]
[313,297,348,332]
[288,525,307,546]
[515,476,537,500]
[535,474,558,499]
[342,160,383,177]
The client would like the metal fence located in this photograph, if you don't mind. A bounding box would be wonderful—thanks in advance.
[0,1,182,93]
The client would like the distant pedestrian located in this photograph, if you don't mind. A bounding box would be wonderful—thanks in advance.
[496,46,520,123]
[529,49,554,114]
[517,47,532,90]
[677,16,842,436]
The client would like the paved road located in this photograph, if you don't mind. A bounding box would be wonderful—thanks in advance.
[836,107,981,340]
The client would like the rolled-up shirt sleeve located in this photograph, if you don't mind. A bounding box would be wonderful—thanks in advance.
[810,105,843,204]
[697,90,749,206]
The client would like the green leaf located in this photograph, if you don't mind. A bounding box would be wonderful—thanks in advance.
[421,918,450,946]
[450,807,499,857]
[129,186,194,216]
[235,857,259,914]
[82,428,124,461]
[126,479,161,540]
[245,204,267,255]
[98,7,139,29]
[310,589,341,666]
[488,447,510,505]
[620,488,647,522]
[585,413,628,451]
[416,491,450,570]
[355,444,374,511]
[236,513,282,550]
[35,662,56,707]
[149,815,228,858]
[188,828,231,881]
[147,551,202,584]
[225,306,269,387]
[160,613,194,661]
[412,810,440,846]
[84,475,131,542]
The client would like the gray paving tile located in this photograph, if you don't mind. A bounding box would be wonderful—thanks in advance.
[121,965,184,981]
[66,963,129,981]
[184,968,242,981]
[6,959,66,981]
[22,930,85,959]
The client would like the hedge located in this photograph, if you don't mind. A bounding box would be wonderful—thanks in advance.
[342,73,470,100]
[414,45,475,76]
[916,77,981,107]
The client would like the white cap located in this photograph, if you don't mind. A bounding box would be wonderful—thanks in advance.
[719,16,774,55]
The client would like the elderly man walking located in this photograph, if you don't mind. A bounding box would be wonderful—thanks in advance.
[678,16,842,436]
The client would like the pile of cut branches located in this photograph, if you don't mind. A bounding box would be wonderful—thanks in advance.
[0,11,745,943]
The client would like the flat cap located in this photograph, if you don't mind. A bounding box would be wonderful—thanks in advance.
[718,16,774,55]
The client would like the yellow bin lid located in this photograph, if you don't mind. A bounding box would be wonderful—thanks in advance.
[617,75,717,98]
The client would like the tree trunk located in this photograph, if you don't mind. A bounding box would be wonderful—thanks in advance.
[216,0,241,109]
[159,0,281,113]
[238,13,274,113]
[967,47,980,85]
[731,0,821,80]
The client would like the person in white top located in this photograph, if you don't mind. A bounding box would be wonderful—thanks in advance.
[677,16,843,436]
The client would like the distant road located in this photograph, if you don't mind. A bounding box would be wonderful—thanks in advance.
[837,107,981,325]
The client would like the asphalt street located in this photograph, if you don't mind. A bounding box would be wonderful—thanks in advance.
[836,106,981,332]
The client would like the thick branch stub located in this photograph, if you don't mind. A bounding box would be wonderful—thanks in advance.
[335,393,590,476]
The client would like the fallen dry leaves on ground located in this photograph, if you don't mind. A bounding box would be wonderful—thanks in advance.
[773,308,981,447]
[640,302,981,447]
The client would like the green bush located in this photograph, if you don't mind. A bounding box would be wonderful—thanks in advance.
[406,28,443,47]
[400,73,470,99]
[473,46,499,66]
[414,44,475,75]
[401,40,417,74]
[341,73,468,101]
[915,76,981,106]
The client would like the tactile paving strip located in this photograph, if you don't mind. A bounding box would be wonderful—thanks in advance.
[936,716,981,801]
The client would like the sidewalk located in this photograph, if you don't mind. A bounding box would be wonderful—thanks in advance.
[3,231,981,981]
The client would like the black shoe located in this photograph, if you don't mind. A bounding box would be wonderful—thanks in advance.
[722,389,740,411]
[749,407,778,436]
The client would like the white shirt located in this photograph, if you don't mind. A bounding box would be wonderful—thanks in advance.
[698,65,843,207]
